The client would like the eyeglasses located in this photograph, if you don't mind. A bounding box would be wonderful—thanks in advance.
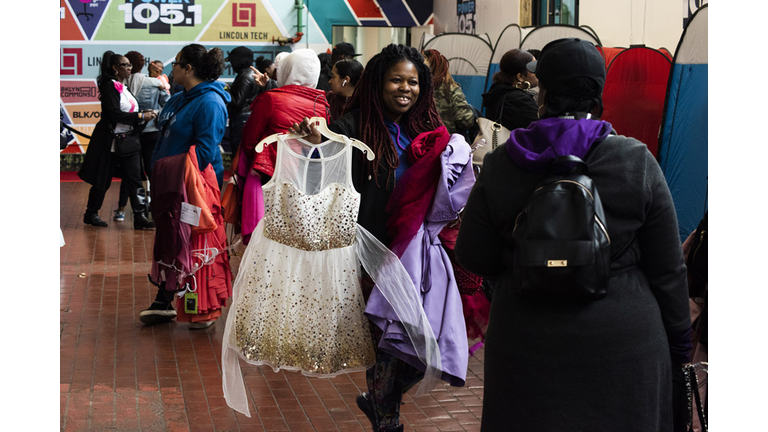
[171,61,186,68]
[118,63,132,68]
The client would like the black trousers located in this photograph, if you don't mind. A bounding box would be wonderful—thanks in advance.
[87,150,143,213]
[229,114,249,157]
[118,131,159,207]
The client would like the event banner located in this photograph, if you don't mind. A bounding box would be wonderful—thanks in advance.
[60,0,289,153]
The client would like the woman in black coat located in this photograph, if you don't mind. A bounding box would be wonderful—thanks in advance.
[455,38,692,431]
[226,46,275,156]
[481,48,539,131]
[78,51,156,229]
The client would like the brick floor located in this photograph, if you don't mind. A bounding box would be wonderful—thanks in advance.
[60,180,485,432]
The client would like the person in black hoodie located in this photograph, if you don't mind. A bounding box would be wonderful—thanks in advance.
[226,46,275,156]
[456,38,692,432]
[316,52,332,92]
[481,48,539,131]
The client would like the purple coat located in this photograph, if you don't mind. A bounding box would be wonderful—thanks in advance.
[150,152,193,291]
[365,134,474,386]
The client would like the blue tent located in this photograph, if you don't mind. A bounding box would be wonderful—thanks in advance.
[658,4,708,240]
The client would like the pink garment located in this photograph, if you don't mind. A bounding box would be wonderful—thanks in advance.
[176,148,232,322]
[114,80,137,112]
[239,163,264,245]
[157,74,171,93]
[150,146,232,317]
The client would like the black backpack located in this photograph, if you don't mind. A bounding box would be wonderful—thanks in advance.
[511,142,611,301]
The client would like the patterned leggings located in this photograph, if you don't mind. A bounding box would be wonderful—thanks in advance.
[366,325,425,429]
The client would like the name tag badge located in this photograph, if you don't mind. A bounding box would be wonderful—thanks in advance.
[180,202,201,226]
[184,291,198,314]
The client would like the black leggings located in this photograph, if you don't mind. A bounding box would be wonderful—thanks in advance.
[118,131,158,207]
[87,150,143,213]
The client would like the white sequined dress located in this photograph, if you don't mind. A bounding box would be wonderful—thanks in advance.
[223,136,443,417]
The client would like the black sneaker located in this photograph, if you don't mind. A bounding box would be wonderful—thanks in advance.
[138,301,176,325]
[134,213,155,230]
[83,212,108,227]
[356,393,378,432]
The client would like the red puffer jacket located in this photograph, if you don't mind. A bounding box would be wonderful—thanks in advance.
[240,84,330,178]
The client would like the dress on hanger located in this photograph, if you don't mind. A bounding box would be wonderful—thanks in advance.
[149,145,232,322]
[222,135,443,417]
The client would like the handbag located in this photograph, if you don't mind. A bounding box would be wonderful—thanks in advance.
[472,92,511,168]
[684,363,708,432]
[113,131,141,157]
[221,175,241,225]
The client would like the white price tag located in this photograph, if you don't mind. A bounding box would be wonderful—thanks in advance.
[180,202,201,227]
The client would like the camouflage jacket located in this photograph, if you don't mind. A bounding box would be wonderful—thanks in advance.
[434,83,475,135]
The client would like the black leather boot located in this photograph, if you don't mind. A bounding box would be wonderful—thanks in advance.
[134,211,155,230]
[356,393,378,432]
[83,211,108,227]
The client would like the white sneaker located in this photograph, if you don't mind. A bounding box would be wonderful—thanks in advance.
[189,321,215,330]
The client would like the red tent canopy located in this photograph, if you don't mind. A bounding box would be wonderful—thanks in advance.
[597,47,624,69]
[601,47,672,156]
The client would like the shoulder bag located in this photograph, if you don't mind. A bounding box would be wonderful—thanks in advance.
[472,92,511,168]
[113,129,141,157]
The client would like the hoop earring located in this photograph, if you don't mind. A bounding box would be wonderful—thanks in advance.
[537,104,545,118]
[516,80,531,90]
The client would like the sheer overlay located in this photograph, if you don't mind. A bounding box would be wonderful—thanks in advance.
[222,136,442,416]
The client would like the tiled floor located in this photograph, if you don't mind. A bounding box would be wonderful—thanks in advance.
[60,180,485,432]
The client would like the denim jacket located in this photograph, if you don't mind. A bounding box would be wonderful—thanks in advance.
[129,75,171,132]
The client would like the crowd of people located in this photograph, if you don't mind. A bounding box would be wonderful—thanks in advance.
[76,39,702,432]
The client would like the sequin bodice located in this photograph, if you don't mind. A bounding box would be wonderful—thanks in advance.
[263,181,359,251]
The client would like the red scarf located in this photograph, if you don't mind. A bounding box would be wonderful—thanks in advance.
[385,126,450,256]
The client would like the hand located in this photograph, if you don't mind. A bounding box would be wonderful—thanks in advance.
[289,117,322,144]
[250,66,269,87]
[142,111,157,122]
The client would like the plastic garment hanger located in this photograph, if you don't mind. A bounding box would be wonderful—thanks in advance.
[255,116,375,161]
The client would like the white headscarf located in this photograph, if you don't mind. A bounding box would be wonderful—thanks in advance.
[276,49,320,88]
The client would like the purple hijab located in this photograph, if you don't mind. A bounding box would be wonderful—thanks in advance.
[505,117,613,172]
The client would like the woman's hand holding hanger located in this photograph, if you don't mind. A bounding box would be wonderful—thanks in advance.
[289,117,322,144]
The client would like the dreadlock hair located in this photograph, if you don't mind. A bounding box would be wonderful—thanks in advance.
[346,44,443,187]
[422,49,457,90]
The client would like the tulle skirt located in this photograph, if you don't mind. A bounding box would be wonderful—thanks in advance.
[224,223,375,377]
[223,223,442,417]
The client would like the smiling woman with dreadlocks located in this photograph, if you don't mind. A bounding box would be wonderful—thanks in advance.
[329,44,443,245]
[290,43,475,432]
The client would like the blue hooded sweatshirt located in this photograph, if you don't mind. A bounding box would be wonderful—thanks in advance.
[152,80,231,186]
